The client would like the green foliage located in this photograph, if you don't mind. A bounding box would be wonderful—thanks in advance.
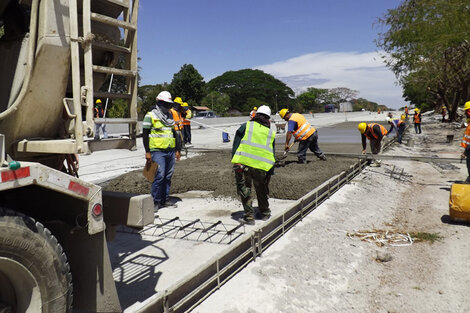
[352,98,379,112]
[169,64,206,105]
[206,69,294,112]
[409,232,443,244]
[201,91,231,115]
[138,83,170,118]
[0,26,4,38]
[296,88,328,112]
[376,0,470,121]
[106,99,128,118]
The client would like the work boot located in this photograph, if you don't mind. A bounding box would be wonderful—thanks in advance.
[297,160,307,164]
[154,203,160,211]
[161,198,178,208]
[320,155,327,161]
[237,216,255,225]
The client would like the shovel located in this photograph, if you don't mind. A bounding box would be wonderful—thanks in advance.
[276,142,295,162]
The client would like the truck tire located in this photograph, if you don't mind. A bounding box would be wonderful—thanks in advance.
[0,208,72,312]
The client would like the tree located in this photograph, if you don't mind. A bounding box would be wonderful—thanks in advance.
[206,69,294,113]
[376,0,470,121]
[328,87,358,104]
[170,64,206,105]
[138,83,170,119]
[296,88,329,113]
[201,91,231,115]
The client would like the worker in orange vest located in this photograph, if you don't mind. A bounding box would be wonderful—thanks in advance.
[413,108,422,134]
[249,107,257,120]
[460,101,470,183]
[171,97,185,160]
[279,108,326,163]
[441,105,447,123]
[358,122,388,157]
[404,106,409,119]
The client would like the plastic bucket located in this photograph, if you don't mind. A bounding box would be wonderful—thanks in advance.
[222,132,230,143]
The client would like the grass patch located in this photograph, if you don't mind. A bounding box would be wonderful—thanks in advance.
[409,232,443,243]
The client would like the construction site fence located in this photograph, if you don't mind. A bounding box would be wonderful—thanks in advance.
[134,158,369,313]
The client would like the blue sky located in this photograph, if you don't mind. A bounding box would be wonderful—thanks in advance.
[137,1,405,109]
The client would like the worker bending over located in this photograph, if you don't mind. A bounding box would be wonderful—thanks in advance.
[231,105,275,225]
[358,122,388,160]
[143,91,182,210]
[386,115,406,144]
[279,108,326,163]
[460,101,470,183]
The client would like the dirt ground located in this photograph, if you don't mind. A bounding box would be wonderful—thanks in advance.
[193,114,470,313]
[101,120,390,200]
[102,144,357,200]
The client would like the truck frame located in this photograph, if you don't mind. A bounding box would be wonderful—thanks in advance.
[0,1,152,312]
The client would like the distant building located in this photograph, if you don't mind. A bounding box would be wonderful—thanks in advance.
[339,102,353,112]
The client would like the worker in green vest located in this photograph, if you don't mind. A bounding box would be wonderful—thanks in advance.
[142,91,182,210]
[231,105,275,225]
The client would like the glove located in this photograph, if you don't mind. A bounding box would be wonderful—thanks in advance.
[233,163,245,173]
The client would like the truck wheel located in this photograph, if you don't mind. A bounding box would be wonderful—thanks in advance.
[0,208,72,312]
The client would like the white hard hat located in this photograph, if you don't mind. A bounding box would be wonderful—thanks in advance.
[385,117,391,122]
[256,105,271,117]
[156,91,173,103]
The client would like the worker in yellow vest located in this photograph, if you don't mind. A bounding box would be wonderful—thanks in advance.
[279,108,326,163]
[460,101,470,183]
[182,102,192,145]
[142,91,182,210]
[231,105,275,225]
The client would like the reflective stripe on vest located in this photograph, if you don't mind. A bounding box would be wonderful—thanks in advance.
[231,121,275,171]
[290,113,315,141]
[365,123,388,140]
[147,111,175,150]
[170,109,183,131]
[461,125,470,149]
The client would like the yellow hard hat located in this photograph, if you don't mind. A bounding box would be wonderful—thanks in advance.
[279,108,289,118]
[358,122,367,134]
[182,102,189,107]
[253,107,257,110]
[414,108,419,112]
[464,101,470,111]
[174,97,183,105]
[400,114,406,120]
[96,99,102,104]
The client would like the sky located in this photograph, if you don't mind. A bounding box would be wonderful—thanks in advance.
[137,0,406,109]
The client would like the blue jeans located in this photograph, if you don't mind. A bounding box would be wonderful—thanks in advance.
[151,150,175,204]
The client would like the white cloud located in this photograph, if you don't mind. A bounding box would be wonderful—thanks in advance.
[255,51,407,109]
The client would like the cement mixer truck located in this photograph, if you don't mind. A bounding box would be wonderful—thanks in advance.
[0,1,153,312]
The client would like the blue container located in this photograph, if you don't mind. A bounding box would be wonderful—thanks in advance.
[222,132,230,143]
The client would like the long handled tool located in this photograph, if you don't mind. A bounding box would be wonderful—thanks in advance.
[276,142,295,162]
[324,152,462,164]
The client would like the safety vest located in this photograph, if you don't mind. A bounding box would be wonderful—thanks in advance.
[414,113,421,123]
[289,113,315,141]
[231,121,275,172]
[365,123,388,140]
[94,106,104,118]
[170,109,183,131]
[145,111,175,150]
[461,125,470,149]
[397,119,405,127]
[183,109,192,126]
[250,110,256,119]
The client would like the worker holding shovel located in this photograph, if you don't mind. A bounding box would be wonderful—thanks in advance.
[279,108,327,164]
[231,105,275,225]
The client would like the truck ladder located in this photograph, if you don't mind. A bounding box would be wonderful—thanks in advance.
[82,0,139,151]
